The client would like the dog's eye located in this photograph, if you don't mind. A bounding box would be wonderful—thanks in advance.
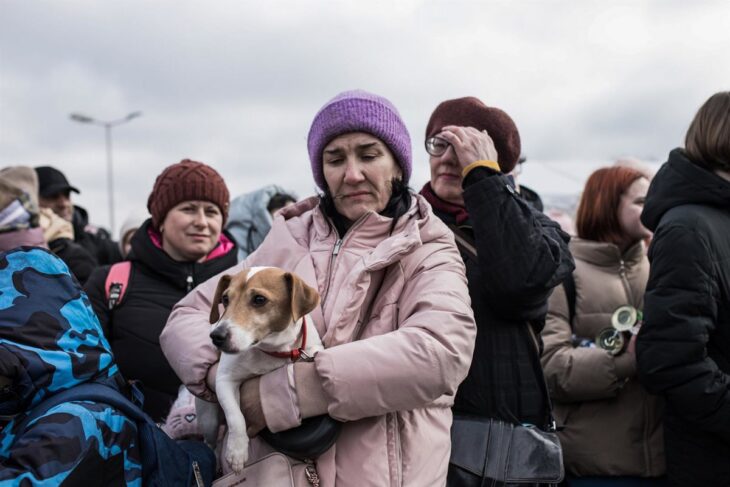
[251,295,267,307]
[221,294,229,307]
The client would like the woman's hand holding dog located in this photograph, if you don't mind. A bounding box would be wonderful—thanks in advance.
[240,377,266,437]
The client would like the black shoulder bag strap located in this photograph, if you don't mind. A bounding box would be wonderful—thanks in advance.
[448,224,478,262]
[448,223,558,431]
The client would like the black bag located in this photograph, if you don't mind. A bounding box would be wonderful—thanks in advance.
[448,414,564,486]
[259,414,342,460]
[15,381,216,487]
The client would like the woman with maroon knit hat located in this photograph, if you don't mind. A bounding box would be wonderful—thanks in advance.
[84,159,238,421]
[420,97,575,486]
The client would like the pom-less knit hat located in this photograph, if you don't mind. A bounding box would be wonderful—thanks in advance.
[307,90,412,191]
[426,97,522,174]
[0,166,40,216]
[147,159,230,228]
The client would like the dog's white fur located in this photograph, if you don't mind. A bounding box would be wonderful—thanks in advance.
[195,266,323,473]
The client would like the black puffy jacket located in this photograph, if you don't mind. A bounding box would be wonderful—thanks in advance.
[49,237,96,284]
[426,166,574,427]
[84,219,238,421]
[637,149,730,487]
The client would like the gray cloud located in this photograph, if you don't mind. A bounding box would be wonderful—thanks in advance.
[1,0,728,233]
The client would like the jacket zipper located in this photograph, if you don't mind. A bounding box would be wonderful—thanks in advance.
[386,412,402,487]
[186,274,194,293]
[620,254,654,472]
[643,392,652,475]
[318,211,371,310]
[618,258,633,305]
[320,238,343,310]
[192,460,204,487]
[394,413,402,486]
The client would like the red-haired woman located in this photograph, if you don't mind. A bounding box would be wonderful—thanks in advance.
[541,166,666,486]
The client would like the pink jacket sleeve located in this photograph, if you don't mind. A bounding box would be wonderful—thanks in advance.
[316,243,475,420]
[259,240,476,431]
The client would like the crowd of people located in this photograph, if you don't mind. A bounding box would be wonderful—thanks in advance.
[0,89,728,487]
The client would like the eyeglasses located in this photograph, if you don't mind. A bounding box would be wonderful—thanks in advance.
[425,136,451,157]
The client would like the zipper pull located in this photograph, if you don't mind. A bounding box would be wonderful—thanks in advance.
[186,275,193,292]
[332,239,343,257]
[192,460,204,487]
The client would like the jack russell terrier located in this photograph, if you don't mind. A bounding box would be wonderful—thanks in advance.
[195,266,323,473]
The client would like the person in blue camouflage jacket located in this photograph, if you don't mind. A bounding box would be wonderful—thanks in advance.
[0,246,142,486]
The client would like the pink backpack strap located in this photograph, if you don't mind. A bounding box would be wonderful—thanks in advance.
[105,261,132,310]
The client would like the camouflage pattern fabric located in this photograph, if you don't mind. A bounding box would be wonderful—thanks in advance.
[0,247,142,486]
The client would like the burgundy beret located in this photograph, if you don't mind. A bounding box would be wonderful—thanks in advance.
[425,96,521,173]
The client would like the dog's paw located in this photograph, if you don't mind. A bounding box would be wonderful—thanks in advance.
[225,436,249,473]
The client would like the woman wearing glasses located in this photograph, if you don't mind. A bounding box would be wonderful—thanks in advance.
[419,96,574,486]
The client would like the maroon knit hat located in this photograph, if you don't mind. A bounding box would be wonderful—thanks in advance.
[147,159,230,228]
[425,97,521,173]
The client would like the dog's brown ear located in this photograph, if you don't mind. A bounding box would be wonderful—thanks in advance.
[210,274,232,324]
[284,272,320,321]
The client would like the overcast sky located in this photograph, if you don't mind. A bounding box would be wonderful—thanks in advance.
[1,0,729,234]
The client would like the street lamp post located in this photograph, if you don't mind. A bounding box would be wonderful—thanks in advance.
[69,111,142,235]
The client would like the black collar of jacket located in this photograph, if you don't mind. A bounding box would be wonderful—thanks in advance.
[127,219,238,290]
[642,148,730,231]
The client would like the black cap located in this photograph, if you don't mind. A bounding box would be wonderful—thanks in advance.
[34,166,80,198]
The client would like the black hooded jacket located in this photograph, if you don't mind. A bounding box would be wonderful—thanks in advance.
[637,149,730,487]
[84,219,238,421]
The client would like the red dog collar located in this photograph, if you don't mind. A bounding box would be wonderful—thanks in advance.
[262,316,309,362]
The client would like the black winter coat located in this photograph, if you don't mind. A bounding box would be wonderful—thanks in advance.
[637,149,730,487]
[48,237,97,284]
[430,167,574,427]
[84,219,238,421]
[72,205,123,266]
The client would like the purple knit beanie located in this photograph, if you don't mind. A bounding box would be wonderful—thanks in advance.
[307,90,412,191]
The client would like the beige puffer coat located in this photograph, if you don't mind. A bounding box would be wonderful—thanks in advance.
[160,195,476,487]
[541,238,665,477]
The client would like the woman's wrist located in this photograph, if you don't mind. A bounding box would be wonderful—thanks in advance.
[294,360,330,418]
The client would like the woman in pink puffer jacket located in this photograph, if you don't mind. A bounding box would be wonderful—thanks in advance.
[160,90,476,486]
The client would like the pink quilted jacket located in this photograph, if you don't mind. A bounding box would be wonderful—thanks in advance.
[160,195,476,486]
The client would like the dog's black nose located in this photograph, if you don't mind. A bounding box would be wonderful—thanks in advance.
[210,327,229,348]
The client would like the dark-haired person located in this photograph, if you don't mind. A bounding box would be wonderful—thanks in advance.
[84,159,238,421]
[637,91,730,487]
[35,165,122,266]
[419,96,574,486]
[161,90,476,485]
[542,166,666,486]
[226,185,297,261]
